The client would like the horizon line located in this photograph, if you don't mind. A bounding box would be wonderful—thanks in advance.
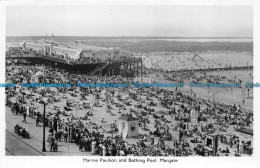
[6,36,253,39]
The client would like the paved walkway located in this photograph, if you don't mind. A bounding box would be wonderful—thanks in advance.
[6,130,43,156]
[6,106,92,156]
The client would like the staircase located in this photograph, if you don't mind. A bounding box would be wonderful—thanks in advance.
[90,63,109,76]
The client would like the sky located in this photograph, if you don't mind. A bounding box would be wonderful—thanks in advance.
[6,5,253,37]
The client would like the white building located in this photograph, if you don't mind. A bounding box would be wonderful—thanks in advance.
[20,40,123,63]
[21,40,82,61]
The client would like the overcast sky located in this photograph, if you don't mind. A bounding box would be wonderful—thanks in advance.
[6,5,253,37]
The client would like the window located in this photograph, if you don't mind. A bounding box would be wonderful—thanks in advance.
[131,123,136,131]
[205,137,213,148]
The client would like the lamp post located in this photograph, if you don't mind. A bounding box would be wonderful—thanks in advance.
[68,125,71,143]
[76,103,78,119]
[42,98,47,152]
[68,124,71,156]
[22,91,26,104]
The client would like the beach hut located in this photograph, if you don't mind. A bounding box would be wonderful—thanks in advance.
[118,115,139,139]
[32,71,46,83]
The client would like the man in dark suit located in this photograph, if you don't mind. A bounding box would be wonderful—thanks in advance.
[22,111,26,123]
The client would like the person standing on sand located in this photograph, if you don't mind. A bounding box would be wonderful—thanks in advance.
[22,111,26,123]
[36,113,39,127]
[92,140,96,154]
[179,129,183,141]
[151,134,155,145]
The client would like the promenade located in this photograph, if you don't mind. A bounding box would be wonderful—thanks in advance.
[5,106,92,156]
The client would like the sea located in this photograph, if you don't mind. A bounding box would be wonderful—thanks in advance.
[6,36,253,43]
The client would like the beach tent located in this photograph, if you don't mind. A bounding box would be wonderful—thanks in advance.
[32,71,46,83]
[118,115,139,139]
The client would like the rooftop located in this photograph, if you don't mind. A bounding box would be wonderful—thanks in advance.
[25,39,114,52]
[34,71,46,76]
[118,115,138,121]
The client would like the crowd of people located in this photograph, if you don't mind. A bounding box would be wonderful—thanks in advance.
[141,52,253,71]
[5,58,253,156]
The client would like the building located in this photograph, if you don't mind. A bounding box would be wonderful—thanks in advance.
[79,49,115,62]
[20,40,82,61]
[20,40,121,63]
[118,115,139,139]
[7,40,143,76]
